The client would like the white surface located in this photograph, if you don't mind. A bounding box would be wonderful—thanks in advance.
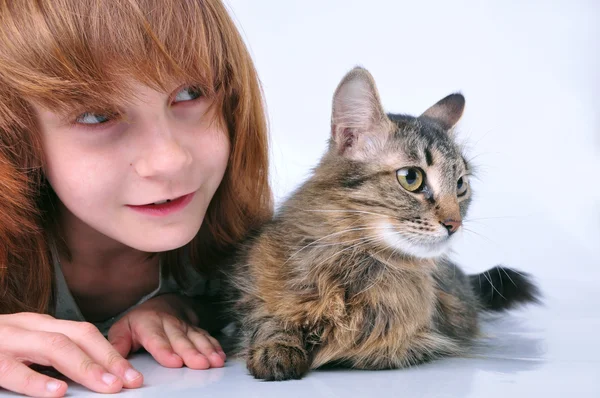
[3,0,598,396]
[3,277,597,397]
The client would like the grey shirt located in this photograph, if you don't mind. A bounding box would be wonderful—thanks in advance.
[49,240,219,336]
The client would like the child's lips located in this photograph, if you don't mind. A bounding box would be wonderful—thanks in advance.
[129,192,190,206]
[143,195,182,206]
[127,192,195,216]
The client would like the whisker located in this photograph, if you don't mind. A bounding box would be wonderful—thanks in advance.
[465,151,500,164]
[283,225,384,266]
[347,230,410,296]
[284,206,414,226]
[482,270,506,300]
[461,227,497,246]
[468,130,493,148]
[300,234,385,249]
[500,267,517,287]
[504,267,526,278]
[286,207,391,219]
[316,224,419,274]
[497,267,503,291]
[310,234,386,272]
[465,215,525,222]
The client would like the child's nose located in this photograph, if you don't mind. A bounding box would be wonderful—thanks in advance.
[133,122,192,178]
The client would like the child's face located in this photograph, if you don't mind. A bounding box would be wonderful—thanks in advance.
[32,80,229,253]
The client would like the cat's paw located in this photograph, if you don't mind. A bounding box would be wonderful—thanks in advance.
[247,343,311,381]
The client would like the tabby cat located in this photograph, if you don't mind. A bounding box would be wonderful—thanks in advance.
[226,67,539,381]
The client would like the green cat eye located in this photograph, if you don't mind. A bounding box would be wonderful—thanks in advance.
[457,176,469,196]
[397,167,425,192]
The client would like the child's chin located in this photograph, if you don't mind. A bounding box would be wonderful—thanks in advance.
[128,228,199,253]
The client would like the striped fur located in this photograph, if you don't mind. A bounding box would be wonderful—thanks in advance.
[225,67,539,381]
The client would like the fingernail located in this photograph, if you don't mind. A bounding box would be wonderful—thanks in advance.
[125,368,142,382]
[102,372,118,386]
[211,352,222,361]
[46,380,62,392]
[218,350,227,359]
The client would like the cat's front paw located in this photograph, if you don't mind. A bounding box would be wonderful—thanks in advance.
[247,343,311,381]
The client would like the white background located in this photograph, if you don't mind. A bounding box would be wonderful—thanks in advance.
[226,0,600,283]
[5,1,595,397]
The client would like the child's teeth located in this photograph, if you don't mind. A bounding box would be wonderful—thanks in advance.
[154,199,170,205]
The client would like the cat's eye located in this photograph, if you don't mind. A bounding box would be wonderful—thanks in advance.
[397,167,425,192]
[457,176,469,196]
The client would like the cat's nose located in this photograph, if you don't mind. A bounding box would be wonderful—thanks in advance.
[441,219,462,236]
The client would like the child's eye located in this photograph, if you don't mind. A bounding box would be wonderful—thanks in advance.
[173,86,203,103]
[75,112,112,125]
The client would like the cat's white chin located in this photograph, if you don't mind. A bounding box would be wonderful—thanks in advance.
[377,222,453,259]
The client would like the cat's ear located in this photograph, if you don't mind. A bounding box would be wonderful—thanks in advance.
[331,67,391,160]
[420,93,465,131]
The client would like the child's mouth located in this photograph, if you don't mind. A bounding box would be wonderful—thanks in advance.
[128,193,195,216]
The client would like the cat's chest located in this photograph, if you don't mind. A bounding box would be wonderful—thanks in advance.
[302,263,435,350]
[276,255,437,341]
[348,274,435,333]
[302,266,438,367]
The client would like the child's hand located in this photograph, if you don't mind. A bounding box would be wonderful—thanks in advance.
[107,294,226,370]
[0,312,143,397]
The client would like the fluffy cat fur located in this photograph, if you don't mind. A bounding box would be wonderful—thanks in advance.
[225,67,540,381]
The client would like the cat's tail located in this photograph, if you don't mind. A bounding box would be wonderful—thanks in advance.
[469,266,541,311]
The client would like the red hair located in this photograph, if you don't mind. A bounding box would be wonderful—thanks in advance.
[0,0,273,313]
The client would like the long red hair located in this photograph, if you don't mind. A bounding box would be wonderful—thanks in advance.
[0,0,273,314]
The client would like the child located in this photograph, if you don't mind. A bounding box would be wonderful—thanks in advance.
[0,0,272,396]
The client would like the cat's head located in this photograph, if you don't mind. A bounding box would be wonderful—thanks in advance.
[320,66,472,259]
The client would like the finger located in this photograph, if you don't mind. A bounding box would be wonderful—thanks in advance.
[107,319,134,359]
[6,329,123,394]
[0,354,67,398]
[206,334,227,361]
[162,321,210,370]
[49,321,143,389]
[133,316,183,368]
[187,329,225,368]
[108,336,133,363]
